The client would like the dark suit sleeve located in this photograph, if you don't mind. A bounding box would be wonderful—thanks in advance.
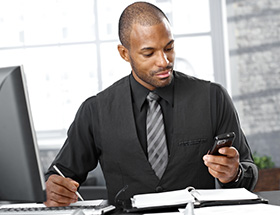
[45,96,100,184]
[210,83,258,191]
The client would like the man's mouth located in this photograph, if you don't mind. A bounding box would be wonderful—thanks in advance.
[155,68,172,79]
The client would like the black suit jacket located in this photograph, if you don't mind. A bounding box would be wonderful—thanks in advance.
[48,71,258,204]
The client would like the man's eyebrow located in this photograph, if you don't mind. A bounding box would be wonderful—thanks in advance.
[140,40,174,51]
[166,39,175,47]
[140,47,154,51]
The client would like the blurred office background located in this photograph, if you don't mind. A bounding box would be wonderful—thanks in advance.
[0,0,279,190]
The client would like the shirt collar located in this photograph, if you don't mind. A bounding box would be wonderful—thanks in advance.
[129,73,174,111]
[154,77,174,107]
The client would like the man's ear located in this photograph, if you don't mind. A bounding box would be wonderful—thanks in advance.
[118,44,130,62]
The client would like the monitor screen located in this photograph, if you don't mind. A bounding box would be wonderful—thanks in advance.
[0,66,46,203]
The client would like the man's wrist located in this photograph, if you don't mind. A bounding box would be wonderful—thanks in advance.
[234,165,242,183]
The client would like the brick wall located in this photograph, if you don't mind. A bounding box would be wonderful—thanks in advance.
[226,0,280,167]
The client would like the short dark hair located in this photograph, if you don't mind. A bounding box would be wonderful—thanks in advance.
[118,1,169,49]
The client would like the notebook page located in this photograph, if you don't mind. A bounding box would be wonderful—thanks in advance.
[191,188,259,201]
[131,189,194,208]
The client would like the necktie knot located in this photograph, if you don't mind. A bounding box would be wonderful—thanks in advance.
[147,92,160,102]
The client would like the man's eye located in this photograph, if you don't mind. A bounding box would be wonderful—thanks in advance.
[143,53,153,57]
[165,47,174,52]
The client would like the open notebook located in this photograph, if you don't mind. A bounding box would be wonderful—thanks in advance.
[124,187,268,212]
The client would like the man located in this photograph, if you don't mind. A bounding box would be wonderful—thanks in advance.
[45,1,258,207]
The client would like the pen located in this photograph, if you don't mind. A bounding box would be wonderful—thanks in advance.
[53,165,84,201]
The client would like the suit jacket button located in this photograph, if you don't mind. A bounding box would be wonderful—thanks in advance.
[156,186,163,192]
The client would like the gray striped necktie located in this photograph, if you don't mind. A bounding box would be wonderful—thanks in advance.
[146,92,168,179]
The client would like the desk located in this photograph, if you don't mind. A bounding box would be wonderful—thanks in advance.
[257,190,280,206]
[1,190,279,214]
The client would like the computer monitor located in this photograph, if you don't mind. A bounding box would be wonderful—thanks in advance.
[0,66,46,203]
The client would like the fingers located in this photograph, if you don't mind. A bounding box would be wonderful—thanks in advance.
[44,175,79,207]
[217,147,237,157]
[203,147,240,183]
[51,174,80,193]
[205,160,238,183]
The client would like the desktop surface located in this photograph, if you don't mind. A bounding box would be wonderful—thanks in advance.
[0,190,279,214]
[256,190,280,206]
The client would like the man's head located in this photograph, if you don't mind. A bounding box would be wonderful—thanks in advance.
[119,1,169,49]
[118,2,175,91]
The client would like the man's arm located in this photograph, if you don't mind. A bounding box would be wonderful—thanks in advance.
[209,83,258,190]
[44,97,100,206]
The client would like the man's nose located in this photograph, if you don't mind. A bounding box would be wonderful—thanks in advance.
[156,51,169,68]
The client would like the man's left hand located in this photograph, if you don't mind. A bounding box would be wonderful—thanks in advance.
[203,147,240,184]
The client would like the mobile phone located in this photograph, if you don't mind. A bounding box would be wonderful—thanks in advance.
[208,132,236,155]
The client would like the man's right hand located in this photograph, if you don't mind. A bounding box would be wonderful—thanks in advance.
[44,174,80,207]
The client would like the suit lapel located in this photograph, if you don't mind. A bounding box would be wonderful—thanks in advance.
[121,78,161,181]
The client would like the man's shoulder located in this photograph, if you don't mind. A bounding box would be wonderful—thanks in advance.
[175,71,207,83]
[174,70,211,88]
[98,75,130,97]
[80,75,130,108]
[174,71,222,89]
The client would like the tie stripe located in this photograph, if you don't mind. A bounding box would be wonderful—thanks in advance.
[146,92,168,179]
